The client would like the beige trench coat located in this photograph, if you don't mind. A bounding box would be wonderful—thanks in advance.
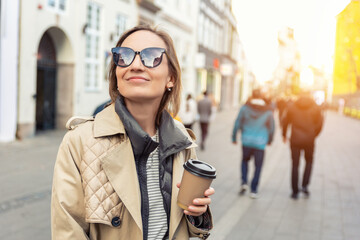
[51,104,212,239]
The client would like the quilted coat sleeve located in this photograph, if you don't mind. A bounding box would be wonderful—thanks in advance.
[186,208,213,239]
[51,131,90,239]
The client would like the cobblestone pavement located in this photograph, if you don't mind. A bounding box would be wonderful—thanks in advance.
[0,109,359,240]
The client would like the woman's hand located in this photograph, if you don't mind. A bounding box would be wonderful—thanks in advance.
[176,183,215,216]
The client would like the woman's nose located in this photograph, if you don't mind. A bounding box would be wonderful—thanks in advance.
[130,54,145,70]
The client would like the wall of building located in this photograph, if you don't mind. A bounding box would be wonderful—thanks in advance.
[0,0,19,142]
[154,0,199,99]
[16,0,138,138]
[333,0,360,96]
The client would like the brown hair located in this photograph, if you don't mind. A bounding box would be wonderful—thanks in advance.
[108,25,182,125]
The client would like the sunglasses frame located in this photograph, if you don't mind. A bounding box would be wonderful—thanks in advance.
[111,47,167,68]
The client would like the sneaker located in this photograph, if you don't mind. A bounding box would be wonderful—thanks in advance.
[250,192,259,199]
[239,184,248,195]
[290,193,298,200]
[302,188,310,197]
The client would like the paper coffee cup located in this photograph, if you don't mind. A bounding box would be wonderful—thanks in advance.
[177,159,216,210]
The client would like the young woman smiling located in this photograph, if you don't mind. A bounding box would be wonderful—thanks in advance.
[51,25,214,240]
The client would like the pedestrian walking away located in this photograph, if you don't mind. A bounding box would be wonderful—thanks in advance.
[276,96,287,126]
[282,90,323,200]
[232,89,275,199]
[197,91,212,150]
[51,25,214,240]
[180,93,197,130]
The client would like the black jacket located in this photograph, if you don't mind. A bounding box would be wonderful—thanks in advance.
[115,97,192,240]
[282,96,323,147]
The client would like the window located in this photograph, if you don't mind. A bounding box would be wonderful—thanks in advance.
[48,0,56,7]
[198,13,204,45]
[47,0,66,12]
[209,21,214,50]
[216,25,221,53]
[115,14,127,41]
[214,25,218,53]
[218,26,223,54]
[204,17,209,48]
[59,0,66,10]
[85,2,101,91]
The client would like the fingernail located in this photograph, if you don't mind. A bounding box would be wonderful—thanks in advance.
[194,200,199,204]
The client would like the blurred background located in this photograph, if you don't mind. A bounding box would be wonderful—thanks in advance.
[0,0,358,140]
[0,0,359,239]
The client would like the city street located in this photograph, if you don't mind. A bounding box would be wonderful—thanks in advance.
[0,108,360,240]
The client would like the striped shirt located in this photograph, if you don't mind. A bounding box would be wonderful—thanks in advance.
[146,132,168,240]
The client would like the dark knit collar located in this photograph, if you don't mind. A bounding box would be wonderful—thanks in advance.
[115,96,191,161]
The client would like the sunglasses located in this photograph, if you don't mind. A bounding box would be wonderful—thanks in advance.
[111,47,167,68]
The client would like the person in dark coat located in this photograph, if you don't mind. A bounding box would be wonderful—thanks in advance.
[282,91,323,199]
[276,97,287,126]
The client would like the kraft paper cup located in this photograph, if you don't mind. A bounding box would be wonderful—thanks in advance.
[177,159,216,210]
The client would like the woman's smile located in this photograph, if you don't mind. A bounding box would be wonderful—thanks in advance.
[126,75,149,83]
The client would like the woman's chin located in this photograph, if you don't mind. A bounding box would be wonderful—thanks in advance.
[122,93,163,103]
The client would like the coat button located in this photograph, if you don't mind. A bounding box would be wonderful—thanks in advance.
[111,217,121,227]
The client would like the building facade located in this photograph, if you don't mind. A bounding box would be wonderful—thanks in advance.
[196,0,225,105]
[219,0,240,109]
[196,0,242,109]
[16,0,139,139]
[273,27,301,95]
[154,0,199,98]
[333,0,360,116]
[333,0,360,96]
[0,0,20,142]
[1,0,243,141]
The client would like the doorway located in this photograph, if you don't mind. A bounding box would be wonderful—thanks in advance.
[36,32,57,131]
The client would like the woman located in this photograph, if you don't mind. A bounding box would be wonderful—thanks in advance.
[51,25,214,240]
[179,94,197,129]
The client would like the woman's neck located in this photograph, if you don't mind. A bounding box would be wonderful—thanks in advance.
[124,100,159,136]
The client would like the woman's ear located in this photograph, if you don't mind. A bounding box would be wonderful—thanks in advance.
[166,76,174,88]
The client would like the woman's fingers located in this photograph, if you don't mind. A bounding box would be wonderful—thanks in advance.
[204,187,215,197]
[184,205,208,216]
[193,197,211,206]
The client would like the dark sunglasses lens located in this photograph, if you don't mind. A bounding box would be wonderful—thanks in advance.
[113,48,135,67]
[141,48,164,68]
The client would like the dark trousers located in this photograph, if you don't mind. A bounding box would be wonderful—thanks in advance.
[241,146,265,193]
[290,145,314,194]
[200,122,209,148]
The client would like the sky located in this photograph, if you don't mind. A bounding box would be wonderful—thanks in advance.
[231,0,351,84]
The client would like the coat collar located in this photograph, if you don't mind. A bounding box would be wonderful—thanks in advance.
[93,98,196,154]
[114,96,192,161]
[93,103,126,137]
